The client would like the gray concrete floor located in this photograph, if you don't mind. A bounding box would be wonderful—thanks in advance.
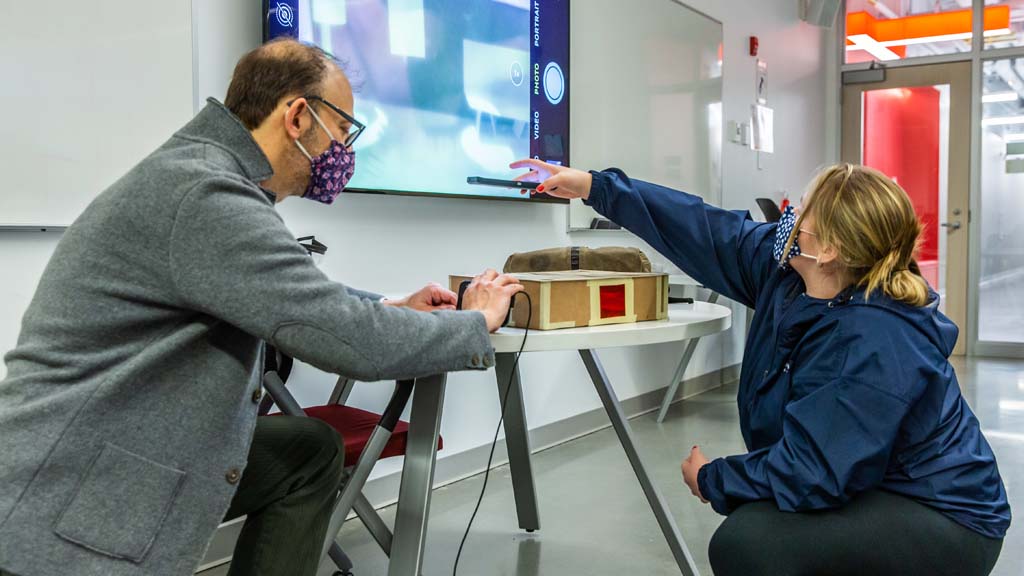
[204,356,1022,576]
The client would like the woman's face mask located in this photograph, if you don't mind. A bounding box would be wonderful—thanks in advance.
[773,205,819,268]
[293,106,355,205]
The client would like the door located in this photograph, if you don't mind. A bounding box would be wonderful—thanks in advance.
[842,62,971,355]
[976,55,1024,357]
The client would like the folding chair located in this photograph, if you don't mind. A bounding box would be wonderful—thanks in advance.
[756,197,783,223]
[259,345,440,575]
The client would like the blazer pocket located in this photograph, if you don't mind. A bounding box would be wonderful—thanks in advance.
[54,443,185,563]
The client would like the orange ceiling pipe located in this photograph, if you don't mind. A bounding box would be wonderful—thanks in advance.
[846,5,1010,45]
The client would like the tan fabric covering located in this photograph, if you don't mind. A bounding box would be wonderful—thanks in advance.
[503,246,652,274]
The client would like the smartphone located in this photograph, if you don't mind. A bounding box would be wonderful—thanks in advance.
[466,176,540,190]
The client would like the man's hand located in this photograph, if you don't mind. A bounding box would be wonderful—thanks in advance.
[681,445,710,504]
[509,158,593,201]
[387,282,458,312]
[460,269,524,333]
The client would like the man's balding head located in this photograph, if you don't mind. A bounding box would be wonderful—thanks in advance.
[225,38,346,130]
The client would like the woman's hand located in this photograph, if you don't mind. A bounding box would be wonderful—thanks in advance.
[509,158,593,201]
[681,446,710,503]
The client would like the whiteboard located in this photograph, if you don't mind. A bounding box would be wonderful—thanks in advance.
[568,0,722,230]
[0,0,194,228]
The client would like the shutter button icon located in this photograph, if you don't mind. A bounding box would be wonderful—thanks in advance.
[543,62,564,105]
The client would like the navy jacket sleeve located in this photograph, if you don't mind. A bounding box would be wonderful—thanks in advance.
[585,168,777,308]
[696,318,921,514]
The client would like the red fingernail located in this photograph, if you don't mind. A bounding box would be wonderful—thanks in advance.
[537,185,545,192]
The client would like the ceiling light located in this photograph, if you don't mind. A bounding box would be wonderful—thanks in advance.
[983,115,1024,126]
[846,34,902,61]
[983,429,1024,443]
[983,28,1014,38]
[844,29,1013,51]
[998,400,1024,413]
[878,31,972,46]
[983,92,1019,103]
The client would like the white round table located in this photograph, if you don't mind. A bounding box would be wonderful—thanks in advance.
[489,301,731,353]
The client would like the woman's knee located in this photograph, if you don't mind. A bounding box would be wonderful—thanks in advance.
[708,502,781,576]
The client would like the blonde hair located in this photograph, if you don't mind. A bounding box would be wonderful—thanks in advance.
[779,163,930,307]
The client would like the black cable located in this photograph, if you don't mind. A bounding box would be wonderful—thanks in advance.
[453,291,532,576]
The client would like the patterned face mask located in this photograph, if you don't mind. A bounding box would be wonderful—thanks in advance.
[773,205,818,268]
[293,106,356,205]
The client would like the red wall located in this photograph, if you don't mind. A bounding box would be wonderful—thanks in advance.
[862,87,941,274]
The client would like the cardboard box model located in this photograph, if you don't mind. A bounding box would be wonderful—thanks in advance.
[450,271,669,330]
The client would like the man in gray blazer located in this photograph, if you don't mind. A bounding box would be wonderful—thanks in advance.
[0,38,521,576]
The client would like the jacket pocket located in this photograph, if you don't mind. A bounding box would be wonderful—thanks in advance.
[54,443,185,563]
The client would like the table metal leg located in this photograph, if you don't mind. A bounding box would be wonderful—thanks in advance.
[579,349,700,576]
[657,338,697,423]
[656,292,720,423]
[495,352,541,532]
[387,374,446,576]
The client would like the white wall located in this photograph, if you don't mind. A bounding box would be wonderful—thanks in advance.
[0,0,193,227]
[0,0,836,484]
[685,0,839,210]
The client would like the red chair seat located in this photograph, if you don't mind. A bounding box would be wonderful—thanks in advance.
[271,404,443,466]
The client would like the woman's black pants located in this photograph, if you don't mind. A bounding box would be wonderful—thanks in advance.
[709,490,1003,576]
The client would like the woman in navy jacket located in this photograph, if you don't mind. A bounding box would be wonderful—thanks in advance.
[512,160,1009,575]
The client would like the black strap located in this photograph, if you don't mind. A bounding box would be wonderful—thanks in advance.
[297,235,328,255]
[263,344,294,383]
[570,246,580,270]
[378,380,416,432]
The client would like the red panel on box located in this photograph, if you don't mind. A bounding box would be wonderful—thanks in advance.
[599,284,627,319]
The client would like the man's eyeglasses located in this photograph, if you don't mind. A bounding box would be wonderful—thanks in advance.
[300,95,365,148]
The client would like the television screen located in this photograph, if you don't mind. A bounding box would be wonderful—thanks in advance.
[264,0,570,203]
